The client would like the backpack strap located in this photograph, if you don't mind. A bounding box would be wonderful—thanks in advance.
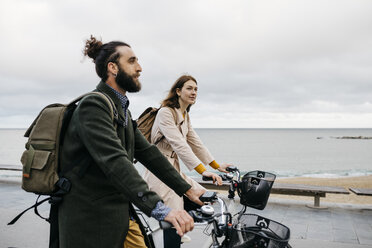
[58,91,119,177]
[169,107,177,124]
[70,92,119,177]
[68,91,118,126]
[7,195,51,225]
[90,92,119,128]
[153,107,177,145]
[133,107,176,164]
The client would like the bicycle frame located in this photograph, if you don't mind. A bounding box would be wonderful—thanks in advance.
[140,167,290,248]
[200,167,290,248]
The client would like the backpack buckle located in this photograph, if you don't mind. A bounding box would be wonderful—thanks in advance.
[49,195,63,205]
[55,177,71,194]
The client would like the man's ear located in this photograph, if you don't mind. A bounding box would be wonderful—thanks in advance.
[107,62,118,76]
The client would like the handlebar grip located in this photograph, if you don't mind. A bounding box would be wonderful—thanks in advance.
[202,175,229,181]
[202,176,213,181]
[188,210,206,222]
[226,166,237,172]
[199,191,217,202]
[159,220,173,230]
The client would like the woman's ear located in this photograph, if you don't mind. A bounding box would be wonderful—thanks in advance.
[176,88,181,97]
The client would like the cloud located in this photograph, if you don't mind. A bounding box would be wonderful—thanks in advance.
[0,0,372,128]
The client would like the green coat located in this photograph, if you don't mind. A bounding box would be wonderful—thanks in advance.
[58,81,191,248]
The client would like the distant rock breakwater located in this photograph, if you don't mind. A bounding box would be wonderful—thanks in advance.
[317,136,372,139]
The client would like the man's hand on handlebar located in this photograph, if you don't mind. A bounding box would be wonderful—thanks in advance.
[217,163,234,173]
[202,171,222,185]
[164,209,194,237]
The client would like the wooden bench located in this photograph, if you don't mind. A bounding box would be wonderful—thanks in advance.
[271,182,349,208]
[195,179,349,208]
[349,188,372,196]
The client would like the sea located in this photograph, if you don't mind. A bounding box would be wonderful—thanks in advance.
[1,128,372,181]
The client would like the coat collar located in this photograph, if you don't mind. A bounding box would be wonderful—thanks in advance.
[96,81,125,119]
[173,107,187,125]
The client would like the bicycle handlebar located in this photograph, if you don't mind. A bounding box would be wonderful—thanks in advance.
[158,167,240,232]
[158,191,227,230]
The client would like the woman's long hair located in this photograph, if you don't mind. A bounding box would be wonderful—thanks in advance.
[161,75,197,112]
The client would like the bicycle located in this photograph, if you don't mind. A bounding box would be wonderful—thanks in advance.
[158,167,292,248]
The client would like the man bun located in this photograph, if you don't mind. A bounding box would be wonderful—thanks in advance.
[83,36,130,81]
[83,35,103,61]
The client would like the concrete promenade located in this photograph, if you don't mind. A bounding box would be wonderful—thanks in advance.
[183,197,372,248]
[1,179,372,248]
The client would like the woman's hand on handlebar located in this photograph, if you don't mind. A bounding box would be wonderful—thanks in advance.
[164,209,194,237]
[202,171,222,185]
[217,163,234,173]
[185,187,205,206]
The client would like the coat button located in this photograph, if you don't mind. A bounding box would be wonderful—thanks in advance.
[137,192,143,197]
[142,196,147,202]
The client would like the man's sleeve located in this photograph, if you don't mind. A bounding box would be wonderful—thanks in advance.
[76,95,163,216]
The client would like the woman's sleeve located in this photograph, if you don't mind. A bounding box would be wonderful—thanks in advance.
[186,117,214,166]
[133,127,191,196]
[157,108,201,171]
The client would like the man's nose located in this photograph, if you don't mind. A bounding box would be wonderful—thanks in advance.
[136,63,142,72]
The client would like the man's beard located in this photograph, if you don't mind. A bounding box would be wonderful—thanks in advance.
[115,68,142,93]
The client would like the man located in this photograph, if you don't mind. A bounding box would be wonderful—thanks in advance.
[57,36,205,248]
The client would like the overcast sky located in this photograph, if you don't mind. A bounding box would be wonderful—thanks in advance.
[0,0,371,128]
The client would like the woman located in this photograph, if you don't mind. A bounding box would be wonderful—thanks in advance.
[143,74,232,248]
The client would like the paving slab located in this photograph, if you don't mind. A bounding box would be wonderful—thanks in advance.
[333,228,358,244]
[1,180,372,248]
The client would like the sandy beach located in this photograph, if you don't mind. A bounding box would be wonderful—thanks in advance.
[272,175,372,205]
[2,173,372,205]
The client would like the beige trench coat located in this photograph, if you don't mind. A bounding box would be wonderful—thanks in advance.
[143,107,214,210]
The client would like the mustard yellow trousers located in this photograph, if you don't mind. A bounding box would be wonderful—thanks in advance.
[124,220,147,248]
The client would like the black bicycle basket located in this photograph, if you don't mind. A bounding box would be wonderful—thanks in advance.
[237,170,276,210]
[228,214,290,248]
